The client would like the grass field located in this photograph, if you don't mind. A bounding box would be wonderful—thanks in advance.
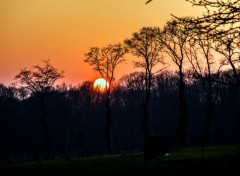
[0,145,240,176]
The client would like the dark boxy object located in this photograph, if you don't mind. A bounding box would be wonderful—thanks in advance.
[145,135,171,162]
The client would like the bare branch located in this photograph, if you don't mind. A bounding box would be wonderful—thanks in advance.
[84,43,127,90]
[145,0,153,4]
[15,60,64,97]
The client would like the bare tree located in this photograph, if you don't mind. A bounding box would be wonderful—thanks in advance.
[185,30,216,158]
[117,72,145,93]
[213,31,240,84]
[14,60,64,159]
[185,0,240,36]
[147,0,240,37]
[84,43,127,154]
[115,72,145,107]
[183,0,240,144]
[124,27,164,160]
[157,19,191,147]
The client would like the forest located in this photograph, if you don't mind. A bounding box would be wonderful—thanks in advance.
[1,0,240,163]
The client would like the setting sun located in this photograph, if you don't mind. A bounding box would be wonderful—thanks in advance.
[93,78,109,92]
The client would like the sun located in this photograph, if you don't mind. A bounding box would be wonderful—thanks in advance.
[93,78,109,92]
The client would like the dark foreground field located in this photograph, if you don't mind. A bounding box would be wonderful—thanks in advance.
[0,145,240,176]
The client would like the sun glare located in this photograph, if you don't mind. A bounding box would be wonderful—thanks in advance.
[93,78,109,92]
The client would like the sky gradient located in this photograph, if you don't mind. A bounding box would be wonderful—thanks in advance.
[0,0,204,86]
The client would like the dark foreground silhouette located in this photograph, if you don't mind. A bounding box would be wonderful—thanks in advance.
[145,135,171,162]
[0,145,239,176]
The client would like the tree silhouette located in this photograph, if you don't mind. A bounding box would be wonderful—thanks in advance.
[176,0,240,146]
[115,72,145,107]
[14,60,64,159]
[147,0,240,37]
[185,29,216,158]
[124,27,164,160]
[1,68,240,162]
[157,19,190,147]
[185,0,240,36]
[84,43,127,154]
[213,31,240,85]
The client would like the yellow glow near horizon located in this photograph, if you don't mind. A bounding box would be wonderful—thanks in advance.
[0,0,204,85]
[93,78,109,92]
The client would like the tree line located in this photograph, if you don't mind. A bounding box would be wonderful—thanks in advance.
[0,70,239,163]
[0,0,240,162]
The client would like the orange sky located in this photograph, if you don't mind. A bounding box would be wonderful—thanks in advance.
[0,0,204,86]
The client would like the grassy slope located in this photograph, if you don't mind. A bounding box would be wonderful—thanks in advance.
[0,145,240,176]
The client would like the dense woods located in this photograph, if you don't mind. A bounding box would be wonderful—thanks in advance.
[0,70,239,163]
[1,0,240,163]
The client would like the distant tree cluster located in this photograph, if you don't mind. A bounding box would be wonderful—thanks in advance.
[0,70,239,163]
[0,0,240,163]
[145,0,240,157]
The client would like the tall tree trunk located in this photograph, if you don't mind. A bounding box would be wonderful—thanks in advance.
[142,102,150,162]
[143,75,151,162]
[201,101,214,159]
[105,91,112,154]
[175,69,189,147]
[234,101,240,144]
[238,101,240,143]
[142,103,150,139]
[143,81,151,139]
[64,114,71,160]
[39,97,51,160]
